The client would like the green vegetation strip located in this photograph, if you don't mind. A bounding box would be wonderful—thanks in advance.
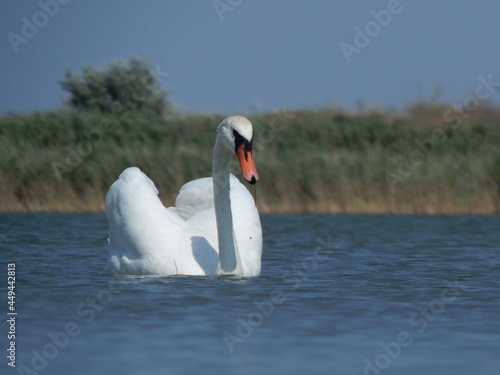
[1,104,499,213]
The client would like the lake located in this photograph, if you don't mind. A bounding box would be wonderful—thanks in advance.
[0,213,499,375]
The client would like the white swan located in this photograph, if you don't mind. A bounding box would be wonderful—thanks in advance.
[104,116,262,276]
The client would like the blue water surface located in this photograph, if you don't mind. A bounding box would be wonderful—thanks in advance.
[0,213,499,375]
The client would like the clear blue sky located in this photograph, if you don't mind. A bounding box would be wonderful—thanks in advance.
[1,1,500,115]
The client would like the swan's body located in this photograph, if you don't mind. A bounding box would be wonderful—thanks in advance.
[104,116,262,276]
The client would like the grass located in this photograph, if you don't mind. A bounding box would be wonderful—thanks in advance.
[1,103,499,214]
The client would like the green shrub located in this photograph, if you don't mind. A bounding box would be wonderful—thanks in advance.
[60,57,169,116]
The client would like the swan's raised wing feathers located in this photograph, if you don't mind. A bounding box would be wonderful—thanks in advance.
[104,167,185,274]
[174,177,214,220]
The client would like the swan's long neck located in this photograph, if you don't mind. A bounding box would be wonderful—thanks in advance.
[213,131,242,275]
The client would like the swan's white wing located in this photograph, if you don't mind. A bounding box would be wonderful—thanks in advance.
[174,177,214,220]
[104,167,187,275]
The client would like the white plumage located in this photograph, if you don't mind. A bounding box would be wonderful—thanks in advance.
[104,116,262,276]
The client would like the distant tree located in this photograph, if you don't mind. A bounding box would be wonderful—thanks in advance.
[60,57,169,116]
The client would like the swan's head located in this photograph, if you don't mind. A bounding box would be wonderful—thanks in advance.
[218,115,259,185]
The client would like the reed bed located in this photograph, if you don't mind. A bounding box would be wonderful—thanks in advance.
[1,104,499,214]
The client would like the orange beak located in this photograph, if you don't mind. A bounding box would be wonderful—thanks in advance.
[236,144,259,184]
